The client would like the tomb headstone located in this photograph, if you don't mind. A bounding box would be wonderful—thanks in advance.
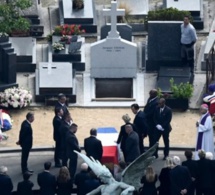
[35,62,76,103]
[101,24,132,41]
[21,0,40,24]
[9,37,36,72]
[146,21,182,71]
[59,0,97,33]
[117,0,149,17]
[0,39,18,91]
[91,1,137,78]
[163,0,204,30]
[51,36,85,71]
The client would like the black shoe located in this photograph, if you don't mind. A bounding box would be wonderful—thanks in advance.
[55,163,62,168]
[154,154,159,159]
[27,169,34,173]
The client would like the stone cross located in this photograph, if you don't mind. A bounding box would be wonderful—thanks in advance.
[103,1,125,38]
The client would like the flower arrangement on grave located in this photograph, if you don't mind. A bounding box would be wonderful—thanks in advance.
[52,42,65,51]
[72,0,84,9]
[60,35,71,44]
[0,32,9,37]
[53,24,85,36]
[0,87,32,108]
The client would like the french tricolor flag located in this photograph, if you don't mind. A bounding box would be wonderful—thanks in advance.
[97,127,119,164]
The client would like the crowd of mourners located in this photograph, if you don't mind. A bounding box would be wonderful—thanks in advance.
[1,149,215,195]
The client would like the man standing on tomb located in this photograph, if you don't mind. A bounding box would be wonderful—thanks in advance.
[154,98,172,160]
[144,89,159,148]
[195,104,214,160]
[16,112,35,174]
[181,15,197,74]
[53,107,64,167]
[131,103,148,153]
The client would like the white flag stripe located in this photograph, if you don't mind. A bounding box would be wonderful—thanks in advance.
[97,133,118,146]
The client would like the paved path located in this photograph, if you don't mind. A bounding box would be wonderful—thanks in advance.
[0,150,187,192]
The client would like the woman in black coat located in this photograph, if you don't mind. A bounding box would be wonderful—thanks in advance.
[157,157,173,195]
[56,166,73,195]
[116,114,135,161]
[139,166,157,195]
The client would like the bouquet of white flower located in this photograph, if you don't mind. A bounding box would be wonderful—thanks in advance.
[52,42,65,51]
[0,87,32,108]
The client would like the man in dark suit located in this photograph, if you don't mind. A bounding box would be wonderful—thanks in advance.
[16,112,34,174]
[144,89,159,148]
[170,156,192,195]
[154,98,172,160]
[54,93,69,117]
[125,124,140,164]
[59,112,72,166]
[52,107,64,167]
[182,150,198,195]
[66,123,81,179]
[84,128,103,161]
[75,163,90,195]
[17,171,34,195]
[196,150,213,195]
[131,103,148,153]
[0,166,13,195]
[37,162,56,195]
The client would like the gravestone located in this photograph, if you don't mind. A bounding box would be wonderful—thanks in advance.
[51,36,85,71]
[91,1,137,98]
[163,0,204,30]
[21,0,40,24]
[146,21,182,71]
[117,0,149,17]
[9,37,36,72]
[58,0,97,33]
[0,38,18,91]
[35,62,76,103]
[101,24,132,41]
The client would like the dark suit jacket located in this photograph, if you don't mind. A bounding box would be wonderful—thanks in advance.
[59,121,70,150]
[19,120,33,149]
[117,122,135,151]
[17,180,34,195]
[196,158,213,189]
[154,106,172,132]
[56,179,73,195]
[66,130,81,159]
[133,111,148,135]
[125,130,140,163]
[84,136,103,161]
[37,171,56,195]
[74,171,90,195]
[158,167,171,195]
[170,165,192,195]
[182,159,198,179]
[52,116,62,142]
[55,102,69,116]
[0,174,13,195]
[144,97,159,127]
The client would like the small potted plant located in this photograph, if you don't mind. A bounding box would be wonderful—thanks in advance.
[52,42,65,52]
[72,0,84,9]
[0,32,9,43]
[158,78,193,110]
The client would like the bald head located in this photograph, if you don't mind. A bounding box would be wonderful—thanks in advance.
[158,98,165,108]
[149,89,158,98]
[80,163,88,171]
[125,124,133,134]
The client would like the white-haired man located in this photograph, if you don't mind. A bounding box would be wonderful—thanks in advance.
[170,156,192,195]
[195,104,214,160]
[0,166,13,195]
